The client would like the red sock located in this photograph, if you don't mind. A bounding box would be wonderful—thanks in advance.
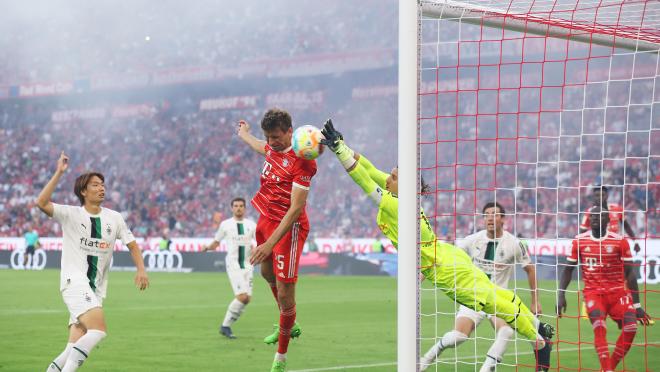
[277,305,296,354]
[592,319,611,371]
[269,282,279,306]
[611,322,637,369]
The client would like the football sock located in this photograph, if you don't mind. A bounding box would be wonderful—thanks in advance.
[611,321,637,369]
[277,305,296,354]
[46,343,73,372]
[222,299,246,327]
[480,326,513,372]
[61,330,106,372]
[592,319,611,371]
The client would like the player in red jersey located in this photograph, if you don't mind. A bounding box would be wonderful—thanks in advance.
[237,108,316,372]
[579,185,640,253]
[557,206,651,372]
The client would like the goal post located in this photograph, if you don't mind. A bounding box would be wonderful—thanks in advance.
[399,0,659,371]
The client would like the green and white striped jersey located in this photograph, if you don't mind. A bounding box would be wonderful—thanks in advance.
[52,203,135,298]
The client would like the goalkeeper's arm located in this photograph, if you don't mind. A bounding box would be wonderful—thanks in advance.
[321,120,385,206]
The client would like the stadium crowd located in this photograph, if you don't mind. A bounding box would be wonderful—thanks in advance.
[0,0,396,85]
[1,88,657,243]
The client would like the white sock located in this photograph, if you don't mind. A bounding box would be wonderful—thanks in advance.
[46,343,73,372]
[222,299,247,327]
[61,330,106,372]
[480,327,513,372]
[274,352,286,362]
[421,331,468,365]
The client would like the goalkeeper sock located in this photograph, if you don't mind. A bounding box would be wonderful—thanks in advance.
[222,298,246,327]
[61,330,106,372]
[611,321,637,369]
[46,342,73,372]
[479,326,513,372]
[277,305,296,354]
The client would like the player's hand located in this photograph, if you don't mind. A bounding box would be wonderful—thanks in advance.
[636,307,652,325]
[237,120,251,137]
[135,270,149,291]
[201,244,208,252]
[56,151,69,174]
[320,119,344,152]
[531,300,543,316]
[250,242,274,265]
[556,295,567,317]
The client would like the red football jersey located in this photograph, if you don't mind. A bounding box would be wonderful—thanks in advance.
[251,144,316,229]
[579,203,624,233]
[568,231,632,292]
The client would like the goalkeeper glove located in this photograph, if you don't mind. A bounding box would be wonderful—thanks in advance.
[320,119,355,170]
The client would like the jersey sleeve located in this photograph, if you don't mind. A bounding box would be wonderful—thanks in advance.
[457,233,475,254]
[515,238,532,267]
[620,238,633,261]
[357,155,389,189]
[117,213,136,245]
[292,159,317,190]
[568,239,579,263]
[579,210,590,230]
[51,203,72,224]
[213,222,226,242]
[347,162,385,206]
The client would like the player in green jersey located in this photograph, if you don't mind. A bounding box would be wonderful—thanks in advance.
[320,120,552,371]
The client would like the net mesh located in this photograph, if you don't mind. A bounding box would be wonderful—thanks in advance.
[418,1,659,370]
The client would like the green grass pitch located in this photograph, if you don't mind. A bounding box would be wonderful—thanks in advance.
[0,270,657,371]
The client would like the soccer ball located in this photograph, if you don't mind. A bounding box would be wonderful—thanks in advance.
[292,125,324,160]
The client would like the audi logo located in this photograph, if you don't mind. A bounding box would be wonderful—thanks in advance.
[142,250,183,271]
[10,249,47,270]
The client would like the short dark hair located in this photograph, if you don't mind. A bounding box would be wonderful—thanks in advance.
[592,184,609,193]
[482,202,505,215]
[74,172,105,205]
[231,197,246,206]
[261,108,292,132]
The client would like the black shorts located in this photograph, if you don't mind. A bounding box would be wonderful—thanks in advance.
[26,245,35,255]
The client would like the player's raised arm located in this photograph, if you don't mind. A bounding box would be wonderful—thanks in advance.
[237,119,266,155]
[321,119,385,206]
[35,151,69,217]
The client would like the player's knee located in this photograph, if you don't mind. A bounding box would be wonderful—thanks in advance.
[497,326,514,341]
[237,294,250,304]
[591,319,607,330]
[443,330,468,347]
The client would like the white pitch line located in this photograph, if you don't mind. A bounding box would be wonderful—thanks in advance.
[289,343,660,372]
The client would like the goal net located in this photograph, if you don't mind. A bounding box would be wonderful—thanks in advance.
[399,0,659,371]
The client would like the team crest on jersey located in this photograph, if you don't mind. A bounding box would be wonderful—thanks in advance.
[585,247,591,252]
[282,158,290,167]
[606,245,615,253]
[587,300,595,308]
[105,224,112,235]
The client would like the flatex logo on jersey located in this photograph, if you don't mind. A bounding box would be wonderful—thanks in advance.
[10,249,47,270]
[79,238,111,250]
[143,250,187,272]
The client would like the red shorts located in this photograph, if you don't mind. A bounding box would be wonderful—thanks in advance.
[256,216,308,283]
[584,289,635,323]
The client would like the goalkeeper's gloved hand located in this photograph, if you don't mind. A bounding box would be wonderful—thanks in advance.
[320,119,344,153]
[320,119,356,170]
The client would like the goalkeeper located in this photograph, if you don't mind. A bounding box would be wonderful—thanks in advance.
[320,120,552,372]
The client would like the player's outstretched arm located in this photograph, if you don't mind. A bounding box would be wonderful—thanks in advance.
[237,120,266,155]
[35,151,69,217]
[126,241,149,290]
[202,240,220,252]
[556,264,575,317]
[357,155,389,189]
